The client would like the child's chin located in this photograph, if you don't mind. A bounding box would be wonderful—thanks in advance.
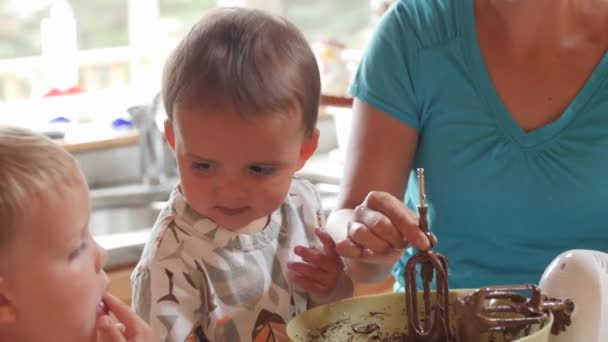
[221,222,250,232]
[209,215,252,231]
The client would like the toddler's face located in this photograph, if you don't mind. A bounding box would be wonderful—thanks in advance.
[1,174,109,342]
[167,106,318,231]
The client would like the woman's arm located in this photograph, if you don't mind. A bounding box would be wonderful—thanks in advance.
[326,99,426,283]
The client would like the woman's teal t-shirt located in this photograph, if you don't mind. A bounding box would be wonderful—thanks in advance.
[350,0,608,290]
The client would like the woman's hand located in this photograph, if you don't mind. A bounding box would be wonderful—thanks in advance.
[335,191,432,261]
[287,228,353,304]
[97,293,155,342]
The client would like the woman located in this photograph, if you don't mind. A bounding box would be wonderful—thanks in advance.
[327,0,608,290]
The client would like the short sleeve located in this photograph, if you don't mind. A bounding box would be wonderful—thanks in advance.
[349,4,422,129]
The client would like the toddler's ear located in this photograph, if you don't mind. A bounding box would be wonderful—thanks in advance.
[0,279,16,325]
[297,128,320,170]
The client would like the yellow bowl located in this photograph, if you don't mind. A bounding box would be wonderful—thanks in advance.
[287,290,553,341]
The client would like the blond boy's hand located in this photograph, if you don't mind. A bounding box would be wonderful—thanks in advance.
[287,228,353,304]
[97,293,156,342]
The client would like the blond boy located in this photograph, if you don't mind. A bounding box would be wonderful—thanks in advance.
[0,126,152,342]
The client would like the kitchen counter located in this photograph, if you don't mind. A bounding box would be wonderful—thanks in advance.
[61,131,138,153]
[297,151,344,185]
[96,230,149,270]
[54,123,138,153]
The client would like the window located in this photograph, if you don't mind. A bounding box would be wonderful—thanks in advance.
[0,0,128,59]
[283,0,371,50]
[159,0,216,43]
[0,1,216,101]
[0,0,374,103]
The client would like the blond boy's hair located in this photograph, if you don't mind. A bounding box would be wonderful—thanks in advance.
[162,7,320,134]
[0,126,81,250]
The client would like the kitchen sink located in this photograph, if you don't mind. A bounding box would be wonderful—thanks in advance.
[90,204,164,269]
[90,180,175,209]
[88,182,173,269]
[90,205,162,236]
[89,180,174,237]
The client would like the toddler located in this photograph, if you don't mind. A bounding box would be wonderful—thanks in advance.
[131,7,353,341]
[0,126,153,342]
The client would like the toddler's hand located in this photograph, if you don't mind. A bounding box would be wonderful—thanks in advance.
[97,293,155,342]
[287,228,352,304]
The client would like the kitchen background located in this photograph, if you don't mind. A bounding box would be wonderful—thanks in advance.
[0,0,396,303]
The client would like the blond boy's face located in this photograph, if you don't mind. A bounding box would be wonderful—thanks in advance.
[167,106,318,232]
[0,174,109,342]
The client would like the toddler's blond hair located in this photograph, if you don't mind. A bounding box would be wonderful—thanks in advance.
[0,126,81,251]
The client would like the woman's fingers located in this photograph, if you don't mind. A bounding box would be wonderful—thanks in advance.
[97,315,127,342]
[348,221,393,254]
[102,294,140,335]
[116,323,126,334]
[339,190,433,259]
[363,191,430,250]
[335,238,365,258]
[352,205,406,249]
[102,293,151,341]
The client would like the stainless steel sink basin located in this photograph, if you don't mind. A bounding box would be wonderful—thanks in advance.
[90,205,161,236]
[91,204,163,270]
[88,181,174,269]
[90,180,175,209]
[89,180,174,236]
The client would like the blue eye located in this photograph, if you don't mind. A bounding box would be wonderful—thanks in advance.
[249,165,275,175]
[68,242,87,260]
[192,162,215,173]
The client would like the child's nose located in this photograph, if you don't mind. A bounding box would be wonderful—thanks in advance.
[94,241,108,273]
[216,177,247,200]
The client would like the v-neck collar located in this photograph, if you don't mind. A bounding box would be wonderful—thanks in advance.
[464,0,608,149]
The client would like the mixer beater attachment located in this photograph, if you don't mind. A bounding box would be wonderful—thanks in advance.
[404,168,456,341]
